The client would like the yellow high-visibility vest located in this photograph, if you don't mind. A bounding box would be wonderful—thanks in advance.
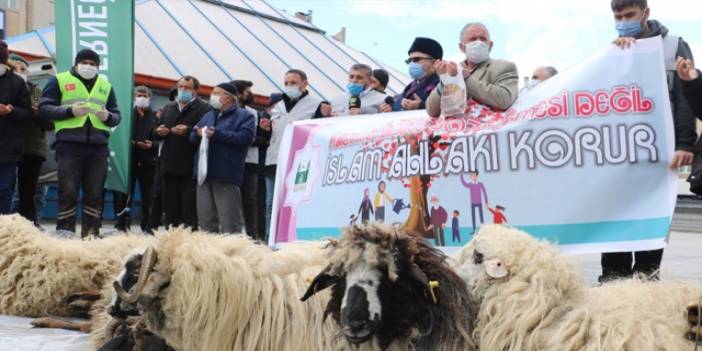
[54,72,111,133]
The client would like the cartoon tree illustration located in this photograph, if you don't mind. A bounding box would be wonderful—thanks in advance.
[400,133,441,238]
[362,100,505,238]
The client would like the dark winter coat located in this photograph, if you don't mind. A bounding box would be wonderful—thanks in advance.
[157,99,210,178]
[131,107,159,164]
[392,73,440,111]
[0,70,32,163]
[681,75,702,118]
[189,105,254,186]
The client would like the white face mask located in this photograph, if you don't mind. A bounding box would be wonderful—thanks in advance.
[0,64,7,76]
[464,41,490,64]
[135,96,150,109]
[527,79,541,89]
[76,63,98,80]
[209,94,223,110]
[284,85,303,99]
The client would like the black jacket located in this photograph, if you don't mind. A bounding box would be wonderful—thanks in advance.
[39,68,121,145]
[131,107,159,164]
[0,70,32,163]
[681,74,702,118]
[157,99,211,177]
[640,20,698,151]
[392,73,440,111]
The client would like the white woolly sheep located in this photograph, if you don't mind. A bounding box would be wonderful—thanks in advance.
[0,214,156,318]
[107,227,346,351]
[453,224,701,351]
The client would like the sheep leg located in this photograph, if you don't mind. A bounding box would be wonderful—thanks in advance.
[64,290,103,317]
[67,289,102,302]
[30,317,91,333]
[68,299,95,313]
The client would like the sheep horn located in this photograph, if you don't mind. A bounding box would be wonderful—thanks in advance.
[113,247,158,304]
[104,318,125,339]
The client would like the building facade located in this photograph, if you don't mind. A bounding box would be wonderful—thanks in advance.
[0,0,54,38]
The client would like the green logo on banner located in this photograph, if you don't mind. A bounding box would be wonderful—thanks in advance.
[55,0,135,193]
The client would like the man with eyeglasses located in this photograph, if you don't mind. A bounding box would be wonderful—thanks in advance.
[380,37,443,113]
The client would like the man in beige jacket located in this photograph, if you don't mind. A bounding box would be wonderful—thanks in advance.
[426,22,519,116]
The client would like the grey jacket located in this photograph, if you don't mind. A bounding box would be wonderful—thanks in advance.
[426,58,519,116]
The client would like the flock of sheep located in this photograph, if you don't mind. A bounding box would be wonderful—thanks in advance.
[0,213,701,351]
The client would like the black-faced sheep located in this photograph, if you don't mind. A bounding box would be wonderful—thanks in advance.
[454,224,700,351]
[107,227,345,351]
[91,247,172,351]
[0,214,156,318]
[302,224,476,351]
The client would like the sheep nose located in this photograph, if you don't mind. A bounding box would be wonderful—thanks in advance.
[347,319,366,332]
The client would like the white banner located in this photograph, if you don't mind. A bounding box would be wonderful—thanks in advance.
[270,37,677,254]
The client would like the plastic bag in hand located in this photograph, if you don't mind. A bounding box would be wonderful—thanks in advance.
[439,70,467,117]
[197,127,209,186]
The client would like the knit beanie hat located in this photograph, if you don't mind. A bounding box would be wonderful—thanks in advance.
[216,82,239,96]
[74,48,100,66]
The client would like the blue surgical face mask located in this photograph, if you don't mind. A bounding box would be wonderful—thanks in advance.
[615,18,643,37]
[408,62,425,80]
[347,83,364,96]
[177,89,194,103]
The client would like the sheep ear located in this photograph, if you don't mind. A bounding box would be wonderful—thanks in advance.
[484,258,508,278]
[300,266,339,302]
[407,263,430,288]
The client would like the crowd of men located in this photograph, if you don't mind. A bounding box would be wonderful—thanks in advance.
[0,0,700,282]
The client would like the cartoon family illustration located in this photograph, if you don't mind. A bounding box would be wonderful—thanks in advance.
[428,195,448,246]
[351,170,508,246]
[374,181,393,222]
[354,180,411,225]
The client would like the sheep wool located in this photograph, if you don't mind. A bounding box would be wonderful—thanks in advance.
[136,228,345,351]
[0,214,156,317]
[454,224,701,351]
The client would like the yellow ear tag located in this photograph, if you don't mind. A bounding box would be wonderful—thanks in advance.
[305,277,313,284]
[428,280,440,304]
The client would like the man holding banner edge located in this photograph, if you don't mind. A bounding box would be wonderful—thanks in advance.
[600,0,697,282]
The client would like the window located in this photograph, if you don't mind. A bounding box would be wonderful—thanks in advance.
[1,0,19,10]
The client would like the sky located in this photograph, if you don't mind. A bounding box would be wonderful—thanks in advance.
[267,0,702,81]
